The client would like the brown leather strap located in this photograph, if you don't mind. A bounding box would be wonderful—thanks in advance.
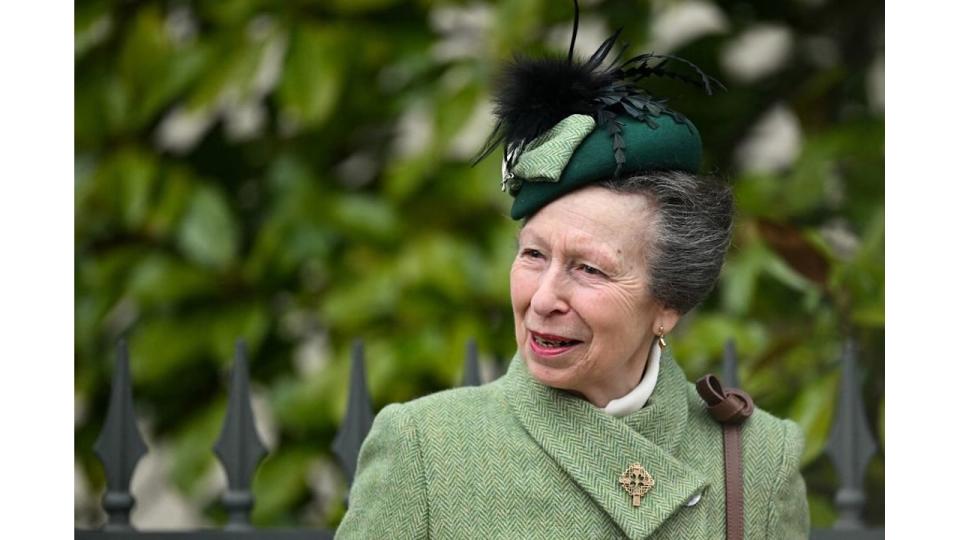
[696,374,754,424]
[696,374,754,540]
[721,424,745,540]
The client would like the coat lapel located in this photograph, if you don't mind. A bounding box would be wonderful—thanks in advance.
[505,352,708,540]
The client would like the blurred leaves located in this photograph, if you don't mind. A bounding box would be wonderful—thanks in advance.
[251,448,313,525]
[176,185,239,270]
[277,25,345,130]
[790,370,840,466]
[75,0,883,531]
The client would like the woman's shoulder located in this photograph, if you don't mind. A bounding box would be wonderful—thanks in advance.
[682,379,804,450]
[681,380,805,495]
[741,406,804,463]
[373,378,511,435]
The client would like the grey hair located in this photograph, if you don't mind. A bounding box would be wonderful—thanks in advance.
[597,171,734,314]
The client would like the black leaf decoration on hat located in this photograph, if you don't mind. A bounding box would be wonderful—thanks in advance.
[473,0,722,177]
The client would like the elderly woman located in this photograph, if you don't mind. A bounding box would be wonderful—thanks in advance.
[336,14,808,540]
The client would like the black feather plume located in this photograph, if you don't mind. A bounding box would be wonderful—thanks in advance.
[472,56,616,167]
[473,2,721,175]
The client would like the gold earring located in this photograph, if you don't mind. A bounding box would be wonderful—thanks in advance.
[657,325,667,350]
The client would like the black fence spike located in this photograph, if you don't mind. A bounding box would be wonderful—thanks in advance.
[213,340,268,531]
[461,338,482,387]
[825,337,877,530]
[93,339,148,531]
[722,339,740,388]
[332,340,374,488]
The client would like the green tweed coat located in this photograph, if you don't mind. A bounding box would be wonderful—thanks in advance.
[336,352,809,539]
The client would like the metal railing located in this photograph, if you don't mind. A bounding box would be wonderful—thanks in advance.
[75,338,882,539]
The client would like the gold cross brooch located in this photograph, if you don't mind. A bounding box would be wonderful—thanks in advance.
[619,463,655,506]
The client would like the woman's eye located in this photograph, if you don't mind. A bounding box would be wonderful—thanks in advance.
[579,264,605,277]
[521,248,544,259]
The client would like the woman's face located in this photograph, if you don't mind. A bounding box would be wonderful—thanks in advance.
[510,186,679,407]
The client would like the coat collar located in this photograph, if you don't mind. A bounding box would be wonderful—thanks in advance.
[504,350,707,540]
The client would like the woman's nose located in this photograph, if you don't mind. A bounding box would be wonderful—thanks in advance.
[530,266,570,316]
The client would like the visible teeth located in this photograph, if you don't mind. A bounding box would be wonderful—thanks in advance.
[534,335,575,348]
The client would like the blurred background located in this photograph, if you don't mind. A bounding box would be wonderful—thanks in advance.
[75,0,884,531]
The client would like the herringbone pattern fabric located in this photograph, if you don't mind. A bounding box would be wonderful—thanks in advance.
[336,352,808,539]
[512,114,596,181]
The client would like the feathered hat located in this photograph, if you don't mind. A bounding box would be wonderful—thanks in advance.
[474,0,721,219]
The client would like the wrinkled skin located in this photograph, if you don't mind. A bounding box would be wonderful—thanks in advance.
[510,186,680,407]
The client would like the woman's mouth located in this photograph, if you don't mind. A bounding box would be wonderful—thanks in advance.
[529,331,582,356]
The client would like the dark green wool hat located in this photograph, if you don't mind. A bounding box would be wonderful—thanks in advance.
[508,114,702,219]
[472,4,719,220]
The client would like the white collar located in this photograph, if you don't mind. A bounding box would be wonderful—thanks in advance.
[602,342,661,417]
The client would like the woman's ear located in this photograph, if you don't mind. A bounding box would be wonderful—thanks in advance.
[654,308,681,336]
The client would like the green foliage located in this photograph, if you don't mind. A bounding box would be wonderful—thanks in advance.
[278,25,346,129]
[75,0,883,530]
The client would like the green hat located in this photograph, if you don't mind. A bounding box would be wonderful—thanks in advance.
[473,9,719,220]
[508,113,702,219]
